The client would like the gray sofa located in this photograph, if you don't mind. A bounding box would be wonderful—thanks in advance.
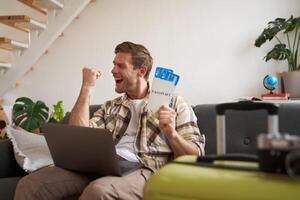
[1,103,300,200]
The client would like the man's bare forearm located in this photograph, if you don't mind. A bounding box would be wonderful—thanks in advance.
[69,86,91,127]
[167,131,199,158]
[158,105,200,158]
[69,67,101,126]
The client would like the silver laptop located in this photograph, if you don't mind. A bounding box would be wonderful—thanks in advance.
[41,123,141,177]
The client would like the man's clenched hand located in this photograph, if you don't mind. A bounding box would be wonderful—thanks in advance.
[82,67,101,87]
[158,105,177,140]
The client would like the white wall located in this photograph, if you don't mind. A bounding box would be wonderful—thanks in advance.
[2,0,300,111]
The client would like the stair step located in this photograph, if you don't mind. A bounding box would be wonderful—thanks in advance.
[0,37,29,51]
[34,0,64,9]
[17,0,64,15]
[0,15,46,31]
[0,62,12,68]
[0,62,12,75]
[17,0,47,15]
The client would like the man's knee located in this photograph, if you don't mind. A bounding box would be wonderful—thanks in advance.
[15,167,90,200]
[15,175,40,200]
[80,181,117,200]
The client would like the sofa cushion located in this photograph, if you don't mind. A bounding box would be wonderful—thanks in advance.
[278,103,300,134]
[0,176,22,200]
[0,139,26,178]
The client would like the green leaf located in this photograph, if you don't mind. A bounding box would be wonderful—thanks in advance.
[15,97,34,106]
[264,44,292,62]
[283,15,300,34]
[255,17,288,47]
[294,49,299,71]
[50,100,65,123]
[12,97,49,132]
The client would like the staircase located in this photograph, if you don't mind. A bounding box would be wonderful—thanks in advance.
[0,0,91,97]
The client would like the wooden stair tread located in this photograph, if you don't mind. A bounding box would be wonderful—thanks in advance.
[17,0,48,15]
[17,0,64,15]
[0,37,29,50]
[0,15,46,30]
[34,0,64,9]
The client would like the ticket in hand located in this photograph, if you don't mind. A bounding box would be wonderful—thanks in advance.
[148,67,180,112]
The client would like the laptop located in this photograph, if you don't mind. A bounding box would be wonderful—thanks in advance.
[41,123,142,177]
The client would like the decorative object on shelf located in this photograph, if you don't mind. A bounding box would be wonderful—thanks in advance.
[12,97,49,133]
[261,93,290,100]
[48,100,65,123]
[261,75,290,100]
[263,75,278,94]
[0,105,9,139]
[255,15,300,97]
[277,71,300,98]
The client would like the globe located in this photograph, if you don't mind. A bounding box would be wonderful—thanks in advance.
[263,75,278,94]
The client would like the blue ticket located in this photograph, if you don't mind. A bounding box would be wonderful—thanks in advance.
[154,67,173,80]
[168,73,180,86]
[154,66,180,86]
[149,66,180,112]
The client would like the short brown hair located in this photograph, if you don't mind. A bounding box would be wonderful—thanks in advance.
[115,41,153,80]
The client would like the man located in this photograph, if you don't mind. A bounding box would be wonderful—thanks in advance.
[15,41,205,200]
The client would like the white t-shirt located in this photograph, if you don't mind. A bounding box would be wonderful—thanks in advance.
[115,99,143,162]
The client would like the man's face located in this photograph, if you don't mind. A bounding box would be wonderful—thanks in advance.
[111,52,140,94]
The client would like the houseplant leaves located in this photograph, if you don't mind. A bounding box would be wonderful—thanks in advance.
[255,15,300,71]
[254,18,286,47]
[12,97,49,132]
[48,100,65,123]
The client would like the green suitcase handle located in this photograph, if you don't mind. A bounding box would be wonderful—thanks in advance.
[196,153,258,163]
[173,154,258,172]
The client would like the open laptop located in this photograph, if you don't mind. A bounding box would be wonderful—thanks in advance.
[41,123,142,177]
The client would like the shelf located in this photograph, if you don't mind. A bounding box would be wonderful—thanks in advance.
[262,99,300,104]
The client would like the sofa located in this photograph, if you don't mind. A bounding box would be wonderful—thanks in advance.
[1,102,300,200]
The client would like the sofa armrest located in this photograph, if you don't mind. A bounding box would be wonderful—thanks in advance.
[60,105,102,124]
[0,139,26,178]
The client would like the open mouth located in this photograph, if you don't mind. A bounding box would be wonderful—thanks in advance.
[115,78,123,84]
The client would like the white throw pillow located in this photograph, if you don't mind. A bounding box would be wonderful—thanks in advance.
[6,126,54,173]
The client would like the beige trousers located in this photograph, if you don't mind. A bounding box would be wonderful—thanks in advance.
[14,166,152,200]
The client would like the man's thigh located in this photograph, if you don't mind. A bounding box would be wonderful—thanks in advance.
[80,168,153,200]
[15,166,90,200]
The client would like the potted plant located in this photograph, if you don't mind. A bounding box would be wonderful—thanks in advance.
[48,100,65,123]
[12,97,49,133]
[255,15,300,97]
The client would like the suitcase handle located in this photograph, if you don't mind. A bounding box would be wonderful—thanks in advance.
[216,101,279,115]
[197,153,258,163]
[216,101,280,155]
[173,153,258,172]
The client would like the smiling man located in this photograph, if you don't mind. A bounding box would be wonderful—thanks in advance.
[15,41,205,200]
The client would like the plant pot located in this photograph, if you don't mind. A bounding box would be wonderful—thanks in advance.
[278,71,300,98]
[31,128,41,134]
